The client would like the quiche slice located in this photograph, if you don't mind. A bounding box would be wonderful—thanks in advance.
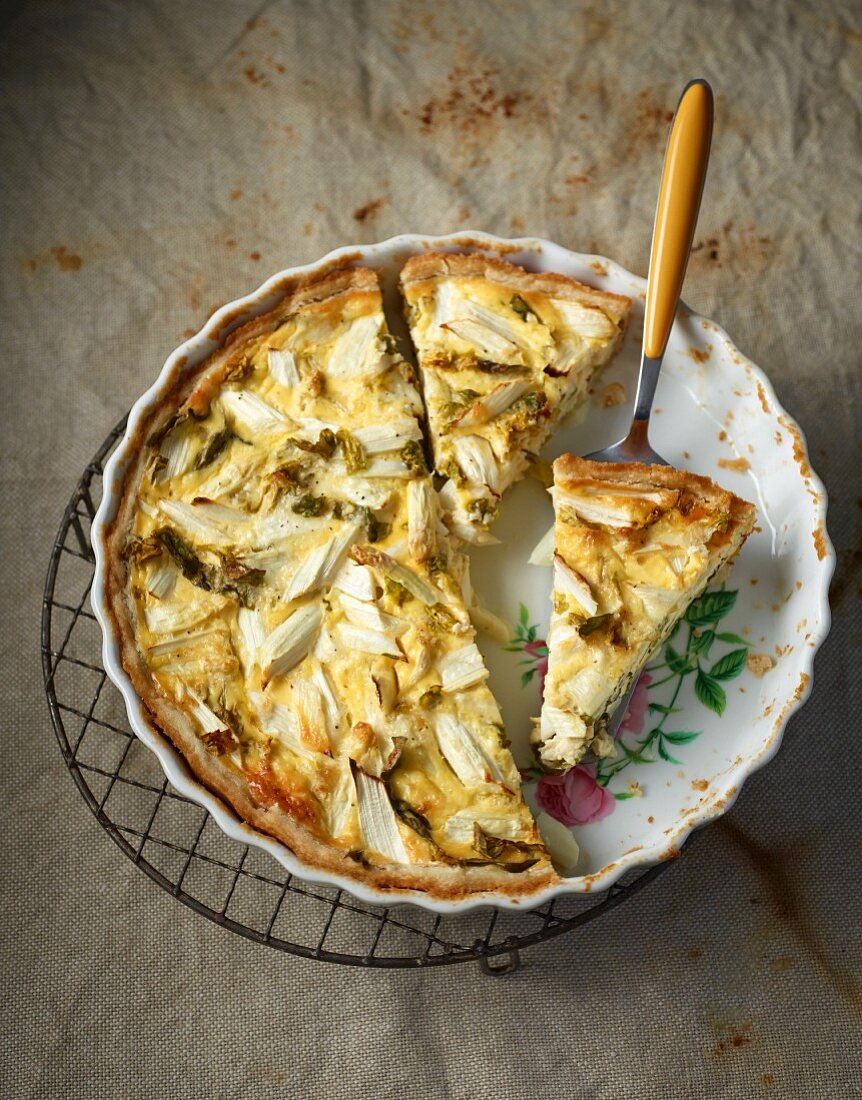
[400,253,631,543]
[102,266,556,901]
[534,456,756,771]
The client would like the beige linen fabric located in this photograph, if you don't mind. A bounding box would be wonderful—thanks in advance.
[1,1,860,1097]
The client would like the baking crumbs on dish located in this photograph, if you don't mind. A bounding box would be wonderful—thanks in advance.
[717,457,750,473]
[746,653,775,678]
[600,380,626,407]
[687,345,712,362]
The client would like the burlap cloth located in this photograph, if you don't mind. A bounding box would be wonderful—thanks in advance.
[2,1,859,1096]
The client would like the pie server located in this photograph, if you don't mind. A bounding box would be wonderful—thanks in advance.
[585,77,714,734]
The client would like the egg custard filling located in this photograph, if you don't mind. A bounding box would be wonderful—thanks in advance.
[400,253,631,544]
[104,267,557,901]
[533,456,756,771]
[103,257,754,901]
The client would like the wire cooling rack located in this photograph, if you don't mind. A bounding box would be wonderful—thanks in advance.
[42,418,672,971]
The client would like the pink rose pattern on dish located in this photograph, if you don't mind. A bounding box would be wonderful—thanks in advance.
[536,764,615,826]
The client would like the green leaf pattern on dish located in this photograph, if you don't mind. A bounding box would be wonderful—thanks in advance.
[514,588,753,803]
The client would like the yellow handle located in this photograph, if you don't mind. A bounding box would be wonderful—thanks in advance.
[643,79,714,360]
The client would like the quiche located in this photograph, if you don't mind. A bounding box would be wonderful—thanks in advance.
[533,456,756,771]
[101,266,557,902]
[400,253,631,543]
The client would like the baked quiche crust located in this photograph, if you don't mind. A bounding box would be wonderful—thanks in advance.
[101,265,558,902]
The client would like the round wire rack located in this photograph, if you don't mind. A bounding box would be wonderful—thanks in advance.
[42,418,672,971]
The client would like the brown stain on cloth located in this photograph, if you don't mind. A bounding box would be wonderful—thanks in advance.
[690,221,774,274]
[717,818,862,1019]
[565,167,596,186]
[243,65,269,87]
[625,88,674,157]
[353,198,385,224]
[50,246,83,272]
[709,1017,755,1057]
[409,61,531,136]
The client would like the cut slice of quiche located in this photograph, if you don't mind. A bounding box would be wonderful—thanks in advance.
[534,456,756,771]
[104,266,555,901]
[400,253,631,543]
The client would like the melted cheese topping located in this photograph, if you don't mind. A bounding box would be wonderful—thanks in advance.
[535,469,749,771]
[125,279,543,872]
[402,273,629,542]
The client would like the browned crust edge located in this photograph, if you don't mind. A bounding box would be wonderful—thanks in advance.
[552,454,757,532]
[400,250,632,315]
[101,264,558,903]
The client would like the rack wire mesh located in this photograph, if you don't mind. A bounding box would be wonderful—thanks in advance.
[42,418,671,970]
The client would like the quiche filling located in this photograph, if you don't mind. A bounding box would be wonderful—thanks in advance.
[534,456,756,771]
[113,268,552,896]
[105,256,755,901]
[400,253,631,543]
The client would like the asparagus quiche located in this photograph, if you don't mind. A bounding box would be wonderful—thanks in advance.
[101,266,556,901]
[534,456,756,771]
[400,253,631,543]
